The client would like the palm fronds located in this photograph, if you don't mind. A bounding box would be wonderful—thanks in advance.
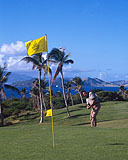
[42,65,52,79]
[49,48,64,62]
[21,57,40,69]
[0,72,11,83]
[33,53,42,63]
[64,59,74,64]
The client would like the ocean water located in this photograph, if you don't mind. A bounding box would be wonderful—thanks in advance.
[4,86,127,99]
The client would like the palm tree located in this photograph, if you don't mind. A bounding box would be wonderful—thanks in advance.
[49,48,74,117]
[72,77,84,104]
[55,91,62,97]
[21,53,52,124]
[32,79,48,111]
[119,85,125,99]
[0,64,20,127]
[20,88,27,98]
[30,87,40,111]
[119,85,125,92]
[65,81,74,106]
[125,90,128,99]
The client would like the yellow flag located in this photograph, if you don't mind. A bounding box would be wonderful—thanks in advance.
[25,35,48,56]
[46,109,52,117]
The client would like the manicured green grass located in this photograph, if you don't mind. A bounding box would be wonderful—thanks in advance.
[0,101,128,160]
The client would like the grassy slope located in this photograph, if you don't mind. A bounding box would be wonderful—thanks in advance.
[0,101,128,160]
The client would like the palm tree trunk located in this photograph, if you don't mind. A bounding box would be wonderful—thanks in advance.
[33,97,36,111]
[78,91,83,104]
[60,70,70,117]
[67,89,74,106]
[70,93,74,106]
[41,92,47,111]
[66,88,70,101]
[37,96,40,110]
[23,93,25,98]
[0,95,3,127]
[39,69,44,124]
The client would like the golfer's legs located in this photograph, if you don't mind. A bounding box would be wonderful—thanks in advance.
[90,109,97,127]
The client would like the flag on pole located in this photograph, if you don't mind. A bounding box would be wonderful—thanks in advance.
[46,36,55,148]
[25,35,48,56]
[46,109,53,117]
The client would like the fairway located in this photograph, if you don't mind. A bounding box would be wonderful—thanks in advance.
[0,101,128,160]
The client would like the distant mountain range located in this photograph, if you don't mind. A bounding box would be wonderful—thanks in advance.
[12,77,128,88]
[82,77,128,87]
[8,72,33,84]
[12,78,36,88]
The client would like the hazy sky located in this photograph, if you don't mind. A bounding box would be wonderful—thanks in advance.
[0,0,128,81]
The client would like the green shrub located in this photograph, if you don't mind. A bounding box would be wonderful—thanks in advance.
[2,98,33,118]
[72,93,85,105]
[2,90,125,120]
[96,91,124,102]
[52,96,65,109]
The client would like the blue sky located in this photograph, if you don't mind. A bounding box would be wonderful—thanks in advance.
[0,0,128,81]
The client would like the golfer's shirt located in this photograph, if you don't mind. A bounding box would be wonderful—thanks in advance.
[88,92,100,106]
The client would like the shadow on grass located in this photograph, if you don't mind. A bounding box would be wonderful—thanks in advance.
[54,111,67,116]
[70,113,90,119]
[3,122,13,127]
[54,108,83,116]
[98,119,117,123]
[18,113,39,121]
[4,112,40,127]
[72,122,90,126]
[106,143,124,146]
[72,118,122,127]
[70,108,83,113]
[78,105,86,109]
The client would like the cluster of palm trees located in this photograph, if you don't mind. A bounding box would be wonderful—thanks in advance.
[0,48,86,126]
[21,53,51,123]
[64,77,85,107]
[21,48,75,123]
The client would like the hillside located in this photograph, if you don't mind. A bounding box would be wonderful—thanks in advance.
[12,78,36,87]
[7,72,33,84]
[83,77,114,87]
[111,80,128,87]
[82,77,126,87]
[12,77,128,88]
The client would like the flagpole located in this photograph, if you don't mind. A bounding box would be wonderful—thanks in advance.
[45,34,55,149]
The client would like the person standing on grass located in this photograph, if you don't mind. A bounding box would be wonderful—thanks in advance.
[82,90,101,127]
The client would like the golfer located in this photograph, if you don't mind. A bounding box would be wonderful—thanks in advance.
[82,90,101,127]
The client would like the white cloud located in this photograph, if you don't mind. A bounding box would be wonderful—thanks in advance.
[97,72,127,81]
[0,41,27,55]
[125,74,128,79]
[98,72,107,80]
[42,53,47,60]
[63,65,72,70]
[6,56,33,71]
[0,54,4,64]
[0,41,31,72]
